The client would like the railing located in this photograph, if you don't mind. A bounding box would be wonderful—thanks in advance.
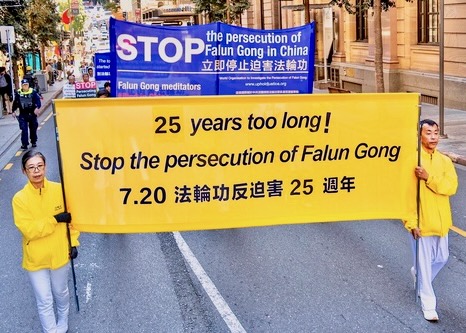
[314,62,340,87]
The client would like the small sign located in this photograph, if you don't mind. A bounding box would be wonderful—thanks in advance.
[0,26,15,43]
[63,83,76,99]
[75,81,97,98]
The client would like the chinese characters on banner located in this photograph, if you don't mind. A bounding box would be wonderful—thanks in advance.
[53,93,419,233]
[109,19,315,97]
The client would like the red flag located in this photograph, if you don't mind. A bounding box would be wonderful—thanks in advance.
[62,9,73,25]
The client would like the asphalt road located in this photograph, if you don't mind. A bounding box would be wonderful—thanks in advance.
[1,102,465,332]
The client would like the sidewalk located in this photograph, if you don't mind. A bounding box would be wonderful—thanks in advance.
[1,86,465,167]
[0,80,64,162]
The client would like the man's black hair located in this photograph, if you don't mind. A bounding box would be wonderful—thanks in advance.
[419,119,438,132]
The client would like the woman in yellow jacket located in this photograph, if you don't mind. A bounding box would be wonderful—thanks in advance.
[12,150,80,333]
[405,119,458,322]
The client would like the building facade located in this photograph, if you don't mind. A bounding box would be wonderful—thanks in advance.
[242,0,466,110]
[136,0,466,110]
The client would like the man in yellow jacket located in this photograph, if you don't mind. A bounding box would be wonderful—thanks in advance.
[404,119,458,322]
[12,150,80,333]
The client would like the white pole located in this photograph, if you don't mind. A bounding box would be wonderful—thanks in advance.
[6,28,15,101]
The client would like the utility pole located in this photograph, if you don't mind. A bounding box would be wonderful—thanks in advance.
[439,0,446,137]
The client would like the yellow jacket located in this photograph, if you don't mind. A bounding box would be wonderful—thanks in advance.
[404,148,458,237]
[12,179,80,271]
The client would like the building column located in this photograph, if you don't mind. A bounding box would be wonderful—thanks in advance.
[332,7,346,62]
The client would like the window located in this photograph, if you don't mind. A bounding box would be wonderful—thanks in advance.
[418,0,439,43]
[356,0,368,41]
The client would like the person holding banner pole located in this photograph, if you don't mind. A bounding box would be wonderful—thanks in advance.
[404,119,458,322]
[12,150,80,333]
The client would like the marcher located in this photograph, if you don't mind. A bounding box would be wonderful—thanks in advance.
[67,74,76,85]
[87,67,96,82]
[97,81,111,98]
[12,79,42,149]
[404,119,458,322]
[12,150,79,333]
[56,58,63,81]
[0,66,13,116]
[63,74,77,99]
[46,62,54,86]
[81,73,90,83]
[23,66,37,89]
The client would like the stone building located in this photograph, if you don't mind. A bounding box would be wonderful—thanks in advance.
[241,0,466,110]
[137,0,466,110]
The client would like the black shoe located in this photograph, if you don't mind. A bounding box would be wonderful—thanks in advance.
[32,143,37,148]
[21,145,28,150]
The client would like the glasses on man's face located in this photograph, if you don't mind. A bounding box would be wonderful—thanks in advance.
[26,164,45,173]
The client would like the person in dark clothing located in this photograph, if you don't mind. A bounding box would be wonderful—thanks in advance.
[23,66,37,89]
[23,66,42,98]
[0,66,13,115]
[97,81,111,98]
[12,79,42,149]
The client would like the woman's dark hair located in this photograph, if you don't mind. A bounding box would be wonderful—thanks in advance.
[21,150,46,170]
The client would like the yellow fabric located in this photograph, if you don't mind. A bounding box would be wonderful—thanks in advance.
[12,179,80,271]
[404,149,458,236]
[54,93,419,233]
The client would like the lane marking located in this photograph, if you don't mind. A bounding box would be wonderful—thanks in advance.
[4,163,13,170]
[173,232,247,333]
[85,282,92,303]
[44,112,53,122]
[450,225,466,237]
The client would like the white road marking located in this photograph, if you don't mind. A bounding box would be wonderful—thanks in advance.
[85,282,92,303]
[173,232,247,333]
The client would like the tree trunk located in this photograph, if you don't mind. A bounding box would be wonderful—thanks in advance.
[373,0,384,93]
[40,44,46,71]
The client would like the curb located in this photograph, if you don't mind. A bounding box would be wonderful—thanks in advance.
[442,151,466,167]
[0,88,62,155]
[38,88,63,116]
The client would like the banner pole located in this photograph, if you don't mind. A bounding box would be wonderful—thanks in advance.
[415,100,421,303]
[53,102,80,312]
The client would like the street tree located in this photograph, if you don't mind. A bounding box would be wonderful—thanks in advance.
[193,0,251,24]
[329,0,396,93]
[0,0,61,83]
[27,0,61,69]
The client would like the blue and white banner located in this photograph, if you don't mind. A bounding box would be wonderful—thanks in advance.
[95,52,112,81]
[110,18,315,97]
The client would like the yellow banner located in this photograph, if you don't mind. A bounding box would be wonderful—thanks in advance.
[53,93,419,233]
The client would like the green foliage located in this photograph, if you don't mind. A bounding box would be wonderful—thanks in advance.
[0,0,61,58]
[27,0,62,45]
[193,0,251,24]
[329,0,396,14]
[0,0,32,57]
